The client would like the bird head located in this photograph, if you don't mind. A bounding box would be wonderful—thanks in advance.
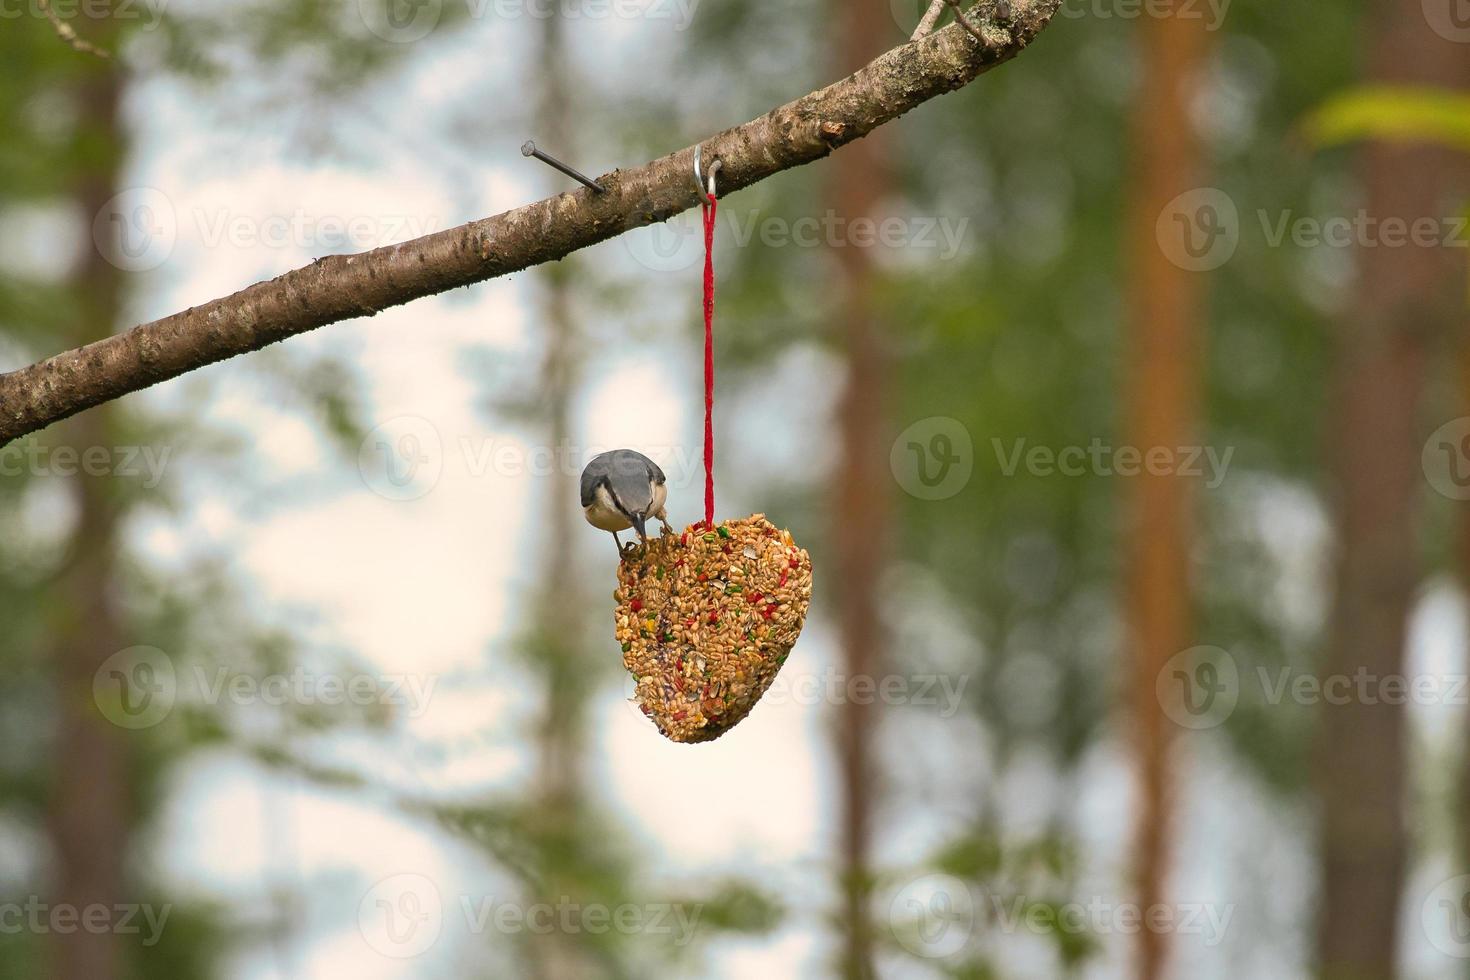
[580,449,667,547]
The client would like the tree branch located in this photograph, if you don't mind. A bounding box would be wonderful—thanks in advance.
[0,0,1060,447]
[38,0,112,59]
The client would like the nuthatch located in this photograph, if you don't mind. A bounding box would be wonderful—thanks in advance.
[580,449,674,555]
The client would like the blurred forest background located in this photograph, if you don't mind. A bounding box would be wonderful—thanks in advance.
[2,0,1470,977]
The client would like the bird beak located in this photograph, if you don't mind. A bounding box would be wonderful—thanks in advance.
[630,513,648,545]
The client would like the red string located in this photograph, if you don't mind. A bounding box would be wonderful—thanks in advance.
[701,194,718,528]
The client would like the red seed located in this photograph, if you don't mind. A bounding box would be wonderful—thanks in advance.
[747,591,764,604]
[630,598,643,613]
[674,710,687,721]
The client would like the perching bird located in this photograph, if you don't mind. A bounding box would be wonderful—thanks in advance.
[580,449,674,555]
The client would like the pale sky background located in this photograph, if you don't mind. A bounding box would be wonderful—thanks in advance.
[22,2,1470,977]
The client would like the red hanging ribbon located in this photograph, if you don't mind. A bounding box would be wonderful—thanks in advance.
[701,194,718,528]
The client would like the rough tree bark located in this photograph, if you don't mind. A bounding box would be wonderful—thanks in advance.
[1317,0,1468,977]
[1122,5,1208,979]
[829,1,894,975]
[0,0,1061,447]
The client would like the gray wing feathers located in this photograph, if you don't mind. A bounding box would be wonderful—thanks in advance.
[581,450,659,511]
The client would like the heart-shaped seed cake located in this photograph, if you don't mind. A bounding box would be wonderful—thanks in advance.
[615,514,813,743]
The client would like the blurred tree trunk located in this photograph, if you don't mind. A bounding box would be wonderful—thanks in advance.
[1123,7,1208,980]
[829,4,893,978]
[49,29,130,980]
[1318,2,1467,978]
[1461,332,1470,936]
[527,10,595,980]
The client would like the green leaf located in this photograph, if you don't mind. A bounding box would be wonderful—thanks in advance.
[1302,85,1470,153]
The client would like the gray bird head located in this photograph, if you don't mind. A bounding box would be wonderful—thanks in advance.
[580,449,667,543]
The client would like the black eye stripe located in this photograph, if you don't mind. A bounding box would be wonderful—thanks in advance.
[601,477,632,517]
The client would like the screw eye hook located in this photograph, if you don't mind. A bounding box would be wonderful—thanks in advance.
[694,145,721,204]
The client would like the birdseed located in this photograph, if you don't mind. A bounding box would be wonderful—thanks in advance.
[614,514,813,743]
